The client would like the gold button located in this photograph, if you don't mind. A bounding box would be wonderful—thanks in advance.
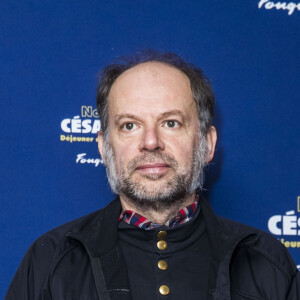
[159,285,170,295]
[158,260,168,270]
[157,230,167,240]
[157,240,167,250]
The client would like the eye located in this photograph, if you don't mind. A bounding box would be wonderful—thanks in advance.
[164,120,180,128]
[121,122,137,131]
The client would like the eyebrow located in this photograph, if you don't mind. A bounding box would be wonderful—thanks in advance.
[114,114,142,126]
[114,110,186,125]
[159,110,186,121]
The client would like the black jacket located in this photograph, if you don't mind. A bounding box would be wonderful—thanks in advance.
[6,197,300,299]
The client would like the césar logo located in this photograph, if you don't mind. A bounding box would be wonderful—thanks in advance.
[268,197,300,248]
[60,106,100,143]
[61,106,100,134]
[268,210,300,236]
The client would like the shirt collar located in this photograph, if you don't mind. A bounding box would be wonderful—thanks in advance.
[119,195,199,230]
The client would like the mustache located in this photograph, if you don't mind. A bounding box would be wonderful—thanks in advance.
[127,152,178,173]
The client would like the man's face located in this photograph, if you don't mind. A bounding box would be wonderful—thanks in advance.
[98,62,212,211]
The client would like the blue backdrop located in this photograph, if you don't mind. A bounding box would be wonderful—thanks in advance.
[1,1,299,297]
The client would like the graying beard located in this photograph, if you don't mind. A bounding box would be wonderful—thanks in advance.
[102,131,208,211]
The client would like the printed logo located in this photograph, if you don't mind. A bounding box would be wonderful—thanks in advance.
[76,153,103,167]
[60,106,103,166]
[268,197,300,248]
[60,106,101,143]
[258,0,300,15]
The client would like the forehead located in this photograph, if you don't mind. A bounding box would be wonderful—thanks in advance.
[108,62,195,115]
[110,61,192,97]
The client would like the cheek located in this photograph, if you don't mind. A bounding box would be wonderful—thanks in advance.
[166,140,194,165]
[113,144,136,167]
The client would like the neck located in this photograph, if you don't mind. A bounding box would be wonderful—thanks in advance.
[119,192,197,225]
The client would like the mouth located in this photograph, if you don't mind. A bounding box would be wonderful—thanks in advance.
[135,163,171,175]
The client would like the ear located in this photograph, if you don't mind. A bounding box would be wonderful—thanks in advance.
[205,126,217,163]
[97,131,106,165]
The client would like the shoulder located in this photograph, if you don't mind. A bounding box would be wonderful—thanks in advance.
[218,216,295,268]
[33,208,102,251]
[24,197,121,264]
[218,217,299,299]
[5,205,113,299]
[19,208,104,277]
[27,196,121,264]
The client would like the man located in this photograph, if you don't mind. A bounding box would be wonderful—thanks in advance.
[6,51,300,299]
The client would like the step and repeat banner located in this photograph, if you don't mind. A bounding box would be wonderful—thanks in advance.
[1,0,299,297]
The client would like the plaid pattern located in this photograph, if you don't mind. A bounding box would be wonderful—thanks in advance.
[119,196,199,230]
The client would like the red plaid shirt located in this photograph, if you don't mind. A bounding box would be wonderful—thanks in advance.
[119,196,199,230]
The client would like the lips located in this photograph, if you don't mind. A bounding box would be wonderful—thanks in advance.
[135,163,170,174]
[136,163,169,169]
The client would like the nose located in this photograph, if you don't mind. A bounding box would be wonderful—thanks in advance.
[138,126,165,152]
